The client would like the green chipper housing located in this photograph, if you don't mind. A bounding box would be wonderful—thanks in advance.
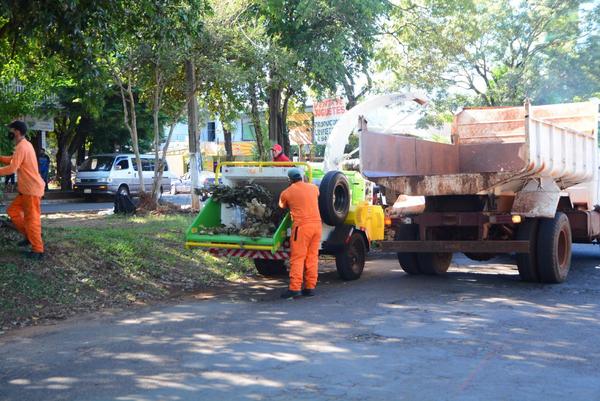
[185,162,385,280]
[186,197,292,254]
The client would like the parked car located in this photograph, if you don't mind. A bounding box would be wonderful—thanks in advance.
[170,171,215,199]
[73,154,172,198]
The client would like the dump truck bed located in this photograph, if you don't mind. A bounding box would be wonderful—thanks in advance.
[360,101,599,206]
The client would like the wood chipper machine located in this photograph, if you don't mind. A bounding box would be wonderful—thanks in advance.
[185,161,385,280]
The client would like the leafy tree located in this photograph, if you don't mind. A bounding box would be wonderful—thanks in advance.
[378,0,592,115]
[86,93,154,155]
[0,1,122,183]
[232,0,389,155]
[93,0,210,202]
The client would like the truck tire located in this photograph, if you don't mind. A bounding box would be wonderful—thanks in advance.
[394,225,421,275]
[537,213,572,283]
[516,218,540,282]
[254,259,287,277]
[319,171,350,226]
[417,252,452,275]
[335,232,366,281]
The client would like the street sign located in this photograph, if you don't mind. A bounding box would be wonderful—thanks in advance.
[24,116,54,132]
[313,98,346,145]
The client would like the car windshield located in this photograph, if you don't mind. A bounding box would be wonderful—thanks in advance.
[79,156,115,172]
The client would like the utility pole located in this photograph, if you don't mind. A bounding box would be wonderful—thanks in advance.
[186,59,201,210]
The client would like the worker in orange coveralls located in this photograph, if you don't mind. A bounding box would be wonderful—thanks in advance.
[0,121,46,259]
[278,168,322,299]
[271,144,291,162]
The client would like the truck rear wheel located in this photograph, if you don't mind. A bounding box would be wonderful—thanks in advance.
[417,252,452,275]
[254,259,287,277]
[516,218,540,282]
[537,213,572,283]
[335,232,366,281]
[394,225,421,275]
[319,171,350,226]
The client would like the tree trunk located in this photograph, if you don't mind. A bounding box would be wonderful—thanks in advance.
[152,114,181,205]
[73,116,91,167]
[223,129,233,161]
[117,75,144,193]
[343,80,358,110]
[127,83,144,193]
[76,141,86,166]
[185,59,201,210]
[57,150,72,191]
[343,69,371,110]
[54,116,78,191]
[281,91,292,156]
[249,83,266,160]
[150,69,164,204]
[268,87,281,144]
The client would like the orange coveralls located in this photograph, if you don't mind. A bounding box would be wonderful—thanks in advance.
[279,181,322,291]
[0,139,46,253]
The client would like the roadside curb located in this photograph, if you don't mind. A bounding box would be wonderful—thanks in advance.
[1,198,83,206]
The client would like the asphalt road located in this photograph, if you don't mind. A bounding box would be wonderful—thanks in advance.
[0,194,192,214]
[1,248,600,401]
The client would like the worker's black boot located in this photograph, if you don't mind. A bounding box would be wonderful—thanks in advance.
[302,288,315,297]
[23,251,44,260]
[17,239,30,247]
[280,289,301,299]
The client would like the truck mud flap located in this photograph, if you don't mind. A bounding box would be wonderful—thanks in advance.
[321,224,354,254]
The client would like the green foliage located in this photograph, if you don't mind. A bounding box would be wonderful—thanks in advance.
[256,0,388,92]
[378,0,597,121]
[88,93,155,154]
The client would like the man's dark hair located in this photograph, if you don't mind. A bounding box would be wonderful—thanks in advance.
[8,120,27,136]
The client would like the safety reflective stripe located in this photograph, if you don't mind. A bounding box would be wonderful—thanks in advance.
[208,248,290,260]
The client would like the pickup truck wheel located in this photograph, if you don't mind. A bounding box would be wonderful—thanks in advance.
[394,225,421,275]
[319,171,350,226]
[417,252,452,275]
[516,219,540,282]
[537,213,572,283]
[335,232,366,281]
[118,185,130,197]
[254,259,287,277]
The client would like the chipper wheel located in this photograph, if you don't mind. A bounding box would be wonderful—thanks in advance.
[319,171,351,226]
[335,232,367,281]
[254,259,287,277]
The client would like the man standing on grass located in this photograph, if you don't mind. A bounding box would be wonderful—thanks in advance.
[0,121,45,259]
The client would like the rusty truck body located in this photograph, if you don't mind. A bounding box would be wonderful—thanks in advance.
[360,99,600,283]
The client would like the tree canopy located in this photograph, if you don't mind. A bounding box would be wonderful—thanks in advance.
[377,0,599,125]
[0,0,598,183]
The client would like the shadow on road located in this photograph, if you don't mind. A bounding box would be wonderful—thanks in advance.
[1,247,600,400]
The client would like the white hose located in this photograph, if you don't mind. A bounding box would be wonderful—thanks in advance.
[323,92,428,172]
